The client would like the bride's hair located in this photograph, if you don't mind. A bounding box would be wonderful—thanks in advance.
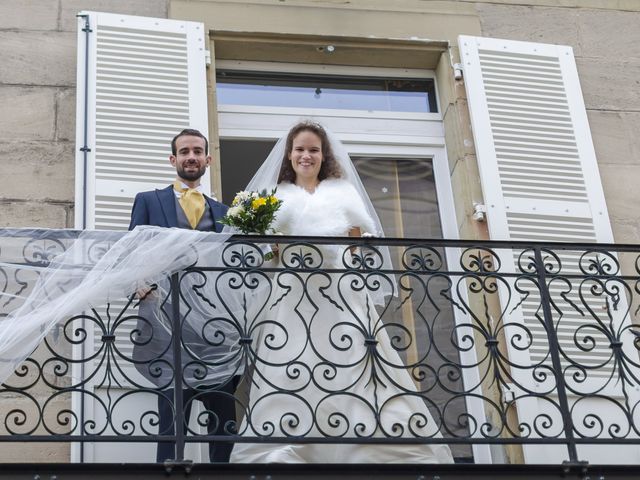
[277,121,343,183]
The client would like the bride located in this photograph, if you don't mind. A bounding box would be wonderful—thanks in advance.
[230,122,453,463]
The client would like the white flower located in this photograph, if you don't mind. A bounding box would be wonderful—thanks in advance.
[233,191,252,204]
[227,205,244,217]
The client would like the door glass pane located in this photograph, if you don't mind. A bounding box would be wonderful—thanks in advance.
[353,157,442,239]
[354,157,471,460]
[217,71,437,113]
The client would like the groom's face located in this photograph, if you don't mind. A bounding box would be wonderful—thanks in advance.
[170,135,211,185]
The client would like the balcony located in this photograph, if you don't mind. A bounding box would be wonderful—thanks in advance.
[0,228,639,479]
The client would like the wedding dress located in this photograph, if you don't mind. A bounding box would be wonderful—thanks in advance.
[230,179,453,463]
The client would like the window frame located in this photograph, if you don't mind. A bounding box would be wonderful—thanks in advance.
[215,60,442,121]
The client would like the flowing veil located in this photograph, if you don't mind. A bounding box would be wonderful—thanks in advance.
[0,227,243,386]
[0,121,392,385]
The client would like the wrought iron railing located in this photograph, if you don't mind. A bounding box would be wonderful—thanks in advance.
[1,229,640,465]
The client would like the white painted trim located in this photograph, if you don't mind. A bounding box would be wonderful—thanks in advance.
[219,122,491,463]
[557,45,614,243]
[216,59,437,80]
[459,34,639,465]
[433,145,492,463]
[219,128,446,148]
[218,104,441,122]
[74,10,210,464]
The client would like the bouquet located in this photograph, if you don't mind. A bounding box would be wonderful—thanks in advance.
[220,188,282,260]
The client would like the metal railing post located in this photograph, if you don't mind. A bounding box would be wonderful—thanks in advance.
[533,247,579,463]
[170,272,185,461]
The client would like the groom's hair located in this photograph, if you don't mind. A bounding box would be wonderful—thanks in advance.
[171,128,209,155]
[278,122,343,184]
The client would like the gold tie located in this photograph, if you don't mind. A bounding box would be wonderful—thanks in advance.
[174,181,205,229]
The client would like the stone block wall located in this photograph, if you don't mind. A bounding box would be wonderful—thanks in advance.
[475,2,640,244]
[2,0,638,239]
[1,0,639,464]
[0,0,170,462]
[0,0,169,229]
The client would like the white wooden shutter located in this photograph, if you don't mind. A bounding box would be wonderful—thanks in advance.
[74,11,210,231]
[459,35,611,243]
[459,35,639,464]
[72,12,211,463]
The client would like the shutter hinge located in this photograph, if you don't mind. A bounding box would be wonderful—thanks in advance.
[76,13,93,33]
[453,62,463,80]
[501,384,516,405]
[205,49,212,67]
[79,146,92,153]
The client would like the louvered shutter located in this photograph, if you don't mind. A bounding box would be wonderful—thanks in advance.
[72,13,211,462]
[459,35,639,464]
[458,35,611,243]
[74,11,210,230]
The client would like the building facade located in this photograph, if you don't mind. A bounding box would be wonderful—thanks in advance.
[1,0,640,466]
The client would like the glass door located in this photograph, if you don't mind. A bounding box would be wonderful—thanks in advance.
[215,60,490,463]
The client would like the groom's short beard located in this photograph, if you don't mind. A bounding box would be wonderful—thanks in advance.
[177,164,207,182]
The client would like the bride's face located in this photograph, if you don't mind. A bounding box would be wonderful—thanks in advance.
[289,130,323,183]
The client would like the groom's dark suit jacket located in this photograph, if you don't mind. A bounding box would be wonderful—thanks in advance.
[128,184,230,385]
[129,184,227,232]
[128,184,235,462]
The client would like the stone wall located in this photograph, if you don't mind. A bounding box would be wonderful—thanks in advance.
[0,0,169,229]
[475,2,640,244]
[0,0,169,462]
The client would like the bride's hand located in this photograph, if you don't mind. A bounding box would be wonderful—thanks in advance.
[348,227,361,256]
[270,231,283,259]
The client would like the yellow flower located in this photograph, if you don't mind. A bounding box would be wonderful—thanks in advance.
[269,195,278,204]
[252,197,267,209]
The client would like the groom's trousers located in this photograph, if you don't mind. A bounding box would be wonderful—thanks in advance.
[156,377,240,463]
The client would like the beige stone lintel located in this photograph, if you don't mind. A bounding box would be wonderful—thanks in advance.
[170,0,481,45]
[469,0,640,11]
[210,31,449,69]
[173,0,478,15]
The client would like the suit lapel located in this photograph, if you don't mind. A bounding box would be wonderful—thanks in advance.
[157,185,178,227]
[206,196,224,232]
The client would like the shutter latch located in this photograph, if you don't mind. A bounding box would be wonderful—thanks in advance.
[472,202,487,222]
[453,62,463,80]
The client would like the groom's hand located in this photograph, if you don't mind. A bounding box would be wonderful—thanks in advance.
[135,284,157,300]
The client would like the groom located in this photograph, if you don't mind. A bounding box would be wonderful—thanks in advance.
[129,128,237,463]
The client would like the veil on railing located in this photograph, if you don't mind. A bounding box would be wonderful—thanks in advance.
[0,227,242,386]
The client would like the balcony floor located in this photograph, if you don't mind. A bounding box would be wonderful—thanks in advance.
[0,462,637,480]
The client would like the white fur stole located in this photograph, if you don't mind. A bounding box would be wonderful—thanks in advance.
[272,179,377,236]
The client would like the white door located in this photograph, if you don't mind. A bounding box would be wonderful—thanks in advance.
[215,60,490,463]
